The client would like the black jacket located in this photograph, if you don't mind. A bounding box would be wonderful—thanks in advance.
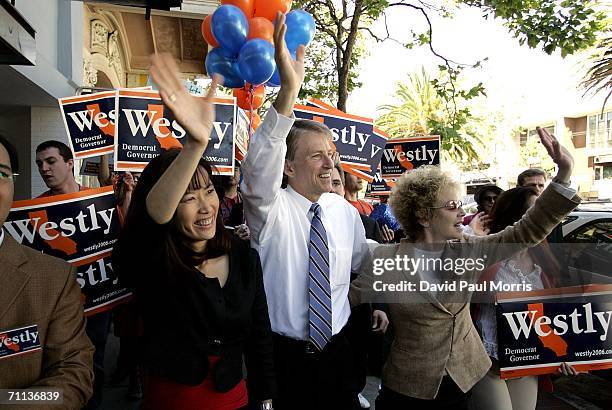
[113,214,275,400]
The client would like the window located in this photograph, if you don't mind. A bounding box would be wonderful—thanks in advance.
[587,110,612,149]
[567,220,612,243]
[525,125,554,144]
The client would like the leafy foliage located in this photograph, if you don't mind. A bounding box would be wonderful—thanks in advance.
[462,0,606,57]
[581,34,612,109]
[376,67,488,163]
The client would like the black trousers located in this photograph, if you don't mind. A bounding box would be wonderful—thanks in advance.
[84,312,112,409]
[272,305,370,410]
[375,377,471,410]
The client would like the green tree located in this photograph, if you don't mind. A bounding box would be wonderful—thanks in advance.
[376,67,488,163]
[581,34,612,109]
[294,0,606,111]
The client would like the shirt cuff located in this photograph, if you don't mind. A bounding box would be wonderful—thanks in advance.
[549,181,577,199]
[258,105,295,141]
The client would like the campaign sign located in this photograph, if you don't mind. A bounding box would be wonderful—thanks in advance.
[369,171,395,196]
[80,155,114,177]
[3,187,130,315]
[0,325,41,360]
[114,89,236,175]
[293,104,386,182]
[496,285,612,379]
[380,136,441,178]
[59,91,117,159]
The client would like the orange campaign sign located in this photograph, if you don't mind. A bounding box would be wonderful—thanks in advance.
[496,285,612,378]
[59,91,117,159]
[3,187,130,315]
[114,89,236,175]
[295,98,388,182]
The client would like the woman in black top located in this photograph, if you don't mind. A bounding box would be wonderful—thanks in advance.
[112,55,274,409]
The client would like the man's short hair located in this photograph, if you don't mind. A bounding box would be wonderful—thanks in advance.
[0,134,19,173]
[36,140,73,162]
[285,120,333,161]
[517,168,546,186]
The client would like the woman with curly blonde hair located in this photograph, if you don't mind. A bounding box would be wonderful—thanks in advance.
[350,128,580,409]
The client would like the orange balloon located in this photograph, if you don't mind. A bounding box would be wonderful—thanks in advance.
[233,84,265,110]
[221,0,255,18]
[201,15,218,47]
[254,0,292,22]
[248,17,274,43]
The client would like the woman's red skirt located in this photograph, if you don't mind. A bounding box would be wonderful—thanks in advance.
[142,356,248,410]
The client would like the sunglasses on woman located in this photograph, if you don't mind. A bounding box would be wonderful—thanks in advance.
[428,200,463,211]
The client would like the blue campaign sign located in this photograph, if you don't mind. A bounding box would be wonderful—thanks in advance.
[381,136,441,178]
[293,104,385,181]
[59,91,117,159]
[114,89,235,175]
[0,325,41,360]
[496,285,612,379]
[4,187,130,314]
[369,171,395,196]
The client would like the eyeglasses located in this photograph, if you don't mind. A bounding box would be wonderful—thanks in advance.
[428,200,463,211]
[0,170,18,183]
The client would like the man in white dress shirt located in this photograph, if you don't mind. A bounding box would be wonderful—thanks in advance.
[241,12,387,410]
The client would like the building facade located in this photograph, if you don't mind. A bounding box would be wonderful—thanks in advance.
[0,0,215,199]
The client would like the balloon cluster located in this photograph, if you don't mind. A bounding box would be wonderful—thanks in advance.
[202,0,315,114]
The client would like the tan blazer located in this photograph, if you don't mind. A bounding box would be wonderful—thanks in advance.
[350,185,580,400]
[0,235,94,409]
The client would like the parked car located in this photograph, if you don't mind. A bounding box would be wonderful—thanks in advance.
[560,207,612,284]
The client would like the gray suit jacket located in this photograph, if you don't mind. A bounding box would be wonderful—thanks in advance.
[0,234,94,409]
[350,185,580,399]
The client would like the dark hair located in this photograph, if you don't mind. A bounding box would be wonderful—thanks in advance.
[0,134,19,173]
[489,186,560,283]
[333,162,345,185]
[474,184,503,207]
[36,140,73,162]
[488,187,538,234]
[517,168,546,186]
[114,149,232,283]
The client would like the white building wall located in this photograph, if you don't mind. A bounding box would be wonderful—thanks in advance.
[30,106,70,197]
[13,0,60,68]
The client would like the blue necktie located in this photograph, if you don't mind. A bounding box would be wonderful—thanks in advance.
[308,203,332,351]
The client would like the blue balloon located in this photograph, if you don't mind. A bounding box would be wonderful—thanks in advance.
[285,10,315,52]
[266,51,296,88]
[211,5,248,57]
[238,39,276,86]
[205,48,245,89]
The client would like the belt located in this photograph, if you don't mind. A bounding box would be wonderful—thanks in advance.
[272,333,322,356]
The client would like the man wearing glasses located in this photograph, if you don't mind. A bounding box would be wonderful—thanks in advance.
[0,134,94,407]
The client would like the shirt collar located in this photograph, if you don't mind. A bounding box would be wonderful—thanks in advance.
[286,185,317,216]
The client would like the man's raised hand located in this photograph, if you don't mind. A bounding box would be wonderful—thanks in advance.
[272,11,306,116]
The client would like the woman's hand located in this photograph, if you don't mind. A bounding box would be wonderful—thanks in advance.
[469,212,491,236]
[536,126,574,183]
[149,53,220,149]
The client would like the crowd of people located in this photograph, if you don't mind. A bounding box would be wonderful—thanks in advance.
[0,11,586,410]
